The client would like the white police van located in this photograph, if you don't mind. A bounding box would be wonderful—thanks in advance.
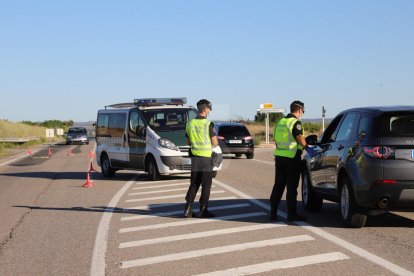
[95,98,222,180]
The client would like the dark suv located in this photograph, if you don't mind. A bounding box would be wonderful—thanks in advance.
[215,122,254,159]
[302,106,414,228]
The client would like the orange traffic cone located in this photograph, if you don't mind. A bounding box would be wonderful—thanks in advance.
[82,172,95,188]
[88,161,97,173]
[67,148,74,156]
[47,147,53,157]
[88,149,95,159]
[27,149,33,155]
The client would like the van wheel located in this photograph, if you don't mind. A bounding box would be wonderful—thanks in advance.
[246,153,254,159]
[148,158,160,181]
[340,178,367,228]
[212,171,217,178]
[101,154,115,177]
[301,170,323,211]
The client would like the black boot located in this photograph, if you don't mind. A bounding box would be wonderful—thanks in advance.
[269,206,278,221]
[198,204,215,218]
[184,202,193,218]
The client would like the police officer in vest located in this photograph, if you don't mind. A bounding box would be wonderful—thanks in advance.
[184,99,218,218]
[269,100,309,222]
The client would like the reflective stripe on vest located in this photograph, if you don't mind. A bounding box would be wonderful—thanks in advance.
[273,117,304,158]
[186,119,212,157]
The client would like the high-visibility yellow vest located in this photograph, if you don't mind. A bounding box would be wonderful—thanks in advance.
[186,119,213,157]
[273,117,304,158]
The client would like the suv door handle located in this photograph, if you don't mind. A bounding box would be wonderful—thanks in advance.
[338,145,344,151]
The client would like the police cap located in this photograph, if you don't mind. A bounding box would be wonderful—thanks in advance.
[290,100,305,112]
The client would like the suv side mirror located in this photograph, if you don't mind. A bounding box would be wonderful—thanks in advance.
[305,134,318,145]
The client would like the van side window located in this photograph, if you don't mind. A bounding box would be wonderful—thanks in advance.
[98,113,126,137]
[108,113,126,137]
[97,114,109,136]
[129,111,145,136]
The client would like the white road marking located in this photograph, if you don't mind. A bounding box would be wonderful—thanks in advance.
[251,159,274,165]
[195,252,350,276]
[120,235,314,269]
[120,203,251,221]
[119,223,286,248]
[134,179,185,185]
[213,179,414,276]
[119,212,267,234]
[125,190,226,203]
[133,182,188,190]
[125,196,237,211]
[90,176,138,276]
[128,187,189,196]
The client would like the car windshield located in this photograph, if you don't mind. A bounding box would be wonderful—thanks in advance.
[218,125,250,136]
[68,128,86,134]
[142,108,197,131]
[378,112,414,137]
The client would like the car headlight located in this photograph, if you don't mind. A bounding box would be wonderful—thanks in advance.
[158,138,179,151]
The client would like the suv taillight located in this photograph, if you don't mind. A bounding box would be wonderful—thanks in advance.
[363,146,395,159]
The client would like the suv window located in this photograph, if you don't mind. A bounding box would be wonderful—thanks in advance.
[335,113,358,142]
[217,125,250,136]
[320,115,344,144]
[379,112,414,137]
[357,113,373,138]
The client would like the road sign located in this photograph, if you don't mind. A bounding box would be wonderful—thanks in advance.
[257,105,285,144]
[258,108,285,114]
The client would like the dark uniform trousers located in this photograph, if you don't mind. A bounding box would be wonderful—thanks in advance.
[270,151,302,216]
[185,156,213,207]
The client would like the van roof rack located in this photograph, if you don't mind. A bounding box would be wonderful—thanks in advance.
[105,103,136,109]
[134,98,187,107]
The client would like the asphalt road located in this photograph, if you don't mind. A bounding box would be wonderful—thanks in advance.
[0,144,413,275]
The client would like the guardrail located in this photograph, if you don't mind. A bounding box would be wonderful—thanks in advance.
[0,136,38,143]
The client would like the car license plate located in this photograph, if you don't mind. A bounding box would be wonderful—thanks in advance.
[395,149,414,161]
[228,140,242,144]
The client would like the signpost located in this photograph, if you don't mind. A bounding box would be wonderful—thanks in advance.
[257,103,285,144]
[322,106,326,132]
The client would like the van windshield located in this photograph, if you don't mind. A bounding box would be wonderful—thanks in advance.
[142,108,198,131]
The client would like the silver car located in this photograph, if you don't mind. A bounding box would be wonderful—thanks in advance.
[66,127,89,145]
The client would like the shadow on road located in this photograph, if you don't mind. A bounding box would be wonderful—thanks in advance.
[13,198,413,228]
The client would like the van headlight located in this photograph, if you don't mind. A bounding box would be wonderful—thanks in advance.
[158,138,179,151]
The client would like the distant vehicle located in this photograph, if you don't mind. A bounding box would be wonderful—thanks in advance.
[66,127,89,145]
[302,106,414,228]
[95,98,222,180]
[215,122,254,159]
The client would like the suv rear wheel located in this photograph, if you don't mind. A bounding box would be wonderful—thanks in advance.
[339,178,367,228]
[246,153,254,159]
[301,170,323,211]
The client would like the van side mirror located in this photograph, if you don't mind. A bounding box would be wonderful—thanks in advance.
[305,134,318,146]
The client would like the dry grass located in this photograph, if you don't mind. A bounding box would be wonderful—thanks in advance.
[0,120,46,138]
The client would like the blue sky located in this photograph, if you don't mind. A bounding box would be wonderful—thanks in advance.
[1,1,413,122]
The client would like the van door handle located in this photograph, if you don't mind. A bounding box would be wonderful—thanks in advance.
[338,145,344,151]
[123,134,127,143]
